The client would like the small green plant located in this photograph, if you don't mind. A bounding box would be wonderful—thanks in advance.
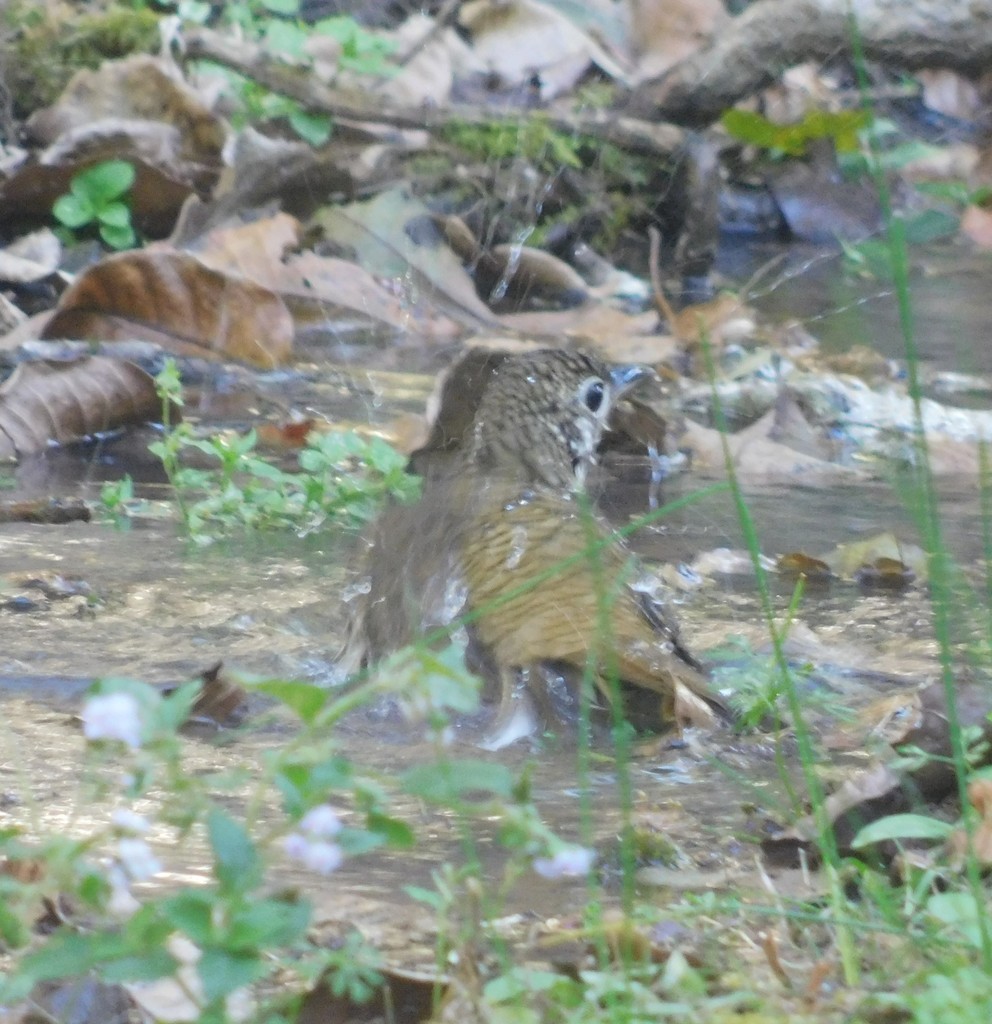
[140,360,420,540]
[0,644,602,1020]
[174,0,394,145]
[908,964,992,1024]
[839,206,959,279]
[444,117,585,173]
[52,159,137,249]
[721,107,870,157]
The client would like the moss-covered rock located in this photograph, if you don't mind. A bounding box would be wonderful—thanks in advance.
[3,1,160,117]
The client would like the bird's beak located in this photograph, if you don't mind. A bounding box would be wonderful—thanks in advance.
[610,363,657,398]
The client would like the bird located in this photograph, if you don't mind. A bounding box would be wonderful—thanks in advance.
[407,346,670,482]
[344,347,729,745]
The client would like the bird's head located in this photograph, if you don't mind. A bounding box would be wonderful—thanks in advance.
[469,349,654,489]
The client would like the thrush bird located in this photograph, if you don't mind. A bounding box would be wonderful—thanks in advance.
[407,347,670,482]
[345,348,728,743]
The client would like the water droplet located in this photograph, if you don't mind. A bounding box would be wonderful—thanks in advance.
[441,577,468,622]
[341,577,372,603]
[505,525,528,569]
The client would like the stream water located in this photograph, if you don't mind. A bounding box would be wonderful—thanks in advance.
[1,239,989,949]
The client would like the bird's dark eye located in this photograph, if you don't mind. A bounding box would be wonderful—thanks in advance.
[581,378,605,413]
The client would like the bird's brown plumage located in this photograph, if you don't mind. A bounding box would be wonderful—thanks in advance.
[345,347,728,737]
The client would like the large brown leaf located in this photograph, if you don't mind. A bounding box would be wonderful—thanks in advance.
[0,356,164,460]
[0,159,197,240]
[41,251,293,367]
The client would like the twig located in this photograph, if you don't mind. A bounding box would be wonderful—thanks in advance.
[182,26,684,159]
[646,225,680,331]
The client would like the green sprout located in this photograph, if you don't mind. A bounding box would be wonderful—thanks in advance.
[52,159,137,250]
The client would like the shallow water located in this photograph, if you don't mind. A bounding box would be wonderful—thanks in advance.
[1,240,989,946]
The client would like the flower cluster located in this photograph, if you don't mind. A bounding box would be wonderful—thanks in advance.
[82,692,144,748]
[283,804,344,875]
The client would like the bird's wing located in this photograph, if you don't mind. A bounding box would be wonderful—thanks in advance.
[462,489,730,724]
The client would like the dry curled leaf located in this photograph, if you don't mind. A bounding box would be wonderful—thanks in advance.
[777,552,834,581]
[41,251,294,368]
[853,557,915,590]
[947,778,992,866]
[0,356,166,461]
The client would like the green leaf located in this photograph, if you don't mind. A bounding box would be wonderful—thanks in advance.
[851,813,954,848]
[404,885,444,910]
[98,201,132,228]
[254,679,329,724]
[100,949,178,983]
[100,222,137,250]
[0,900,29,948]
[77,160,136,204]
[226,897,310,951]
[207,808,261,891]
[485,968,564,1003]
[926,892,989,949]
[366,811,415,849]
[178,0,212,22]
[721,107,869,156]
[261,0,300,13]
[901,208,959,244]
[273,757,353,816]
[264,18,309,56]
[401,759,514,803]
[162,891,216,943]
[288,107,333,147]
[53,192,95,228]
[198,947,265,1002]
[335,826,386,857]
[158,679,202,733]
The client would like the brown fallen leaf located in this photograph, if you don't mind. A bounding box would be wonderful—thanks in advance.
[947,777,992,866]
[0,159,198,241]
[0,356,167,461]
[680,418,859,487]
[191,211,303,285]
[960,203,992,249]
[762,762,909,866]
[777,552,833,581]
[826,532,928,584]
[28,54,225,170]
[459,0,628,99]
[0,229,61,284]
[853,556,915,590]
[255,417,320,450]
[432,213,589,311]
[825,690,923,752]
[631,0,727,79]
[41,251,294,368]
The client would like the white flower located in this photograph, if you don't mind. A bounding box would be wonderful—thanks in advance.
[118,838,162,881]
[283,832,310,860]
[299,805,343,838]
[82,693,143,748]
[532,846,596,879]
[283,832,343,875]
[111,808,150,835]
[301,840,344,875]
[106,864,140,917]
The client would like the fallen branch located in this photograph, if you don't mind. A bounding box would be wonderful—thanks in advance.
[631,0,992,126]
[182,26,684,160]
